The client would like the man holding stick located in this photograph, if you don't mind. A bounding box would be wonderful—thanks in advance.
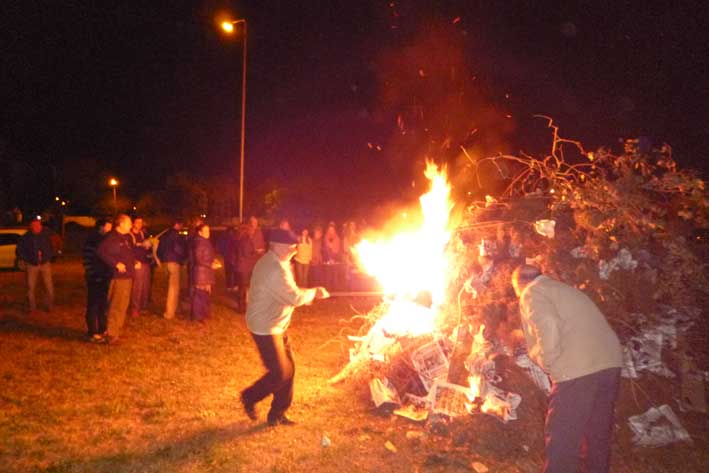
[240,229,329,426]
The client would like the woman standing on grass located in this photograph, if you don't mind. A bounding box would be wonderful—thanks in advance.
[189,224,220,323]
[294,228,312,287]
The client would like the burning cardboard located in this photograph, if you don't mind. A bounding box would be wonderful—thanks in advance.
[430,380,474,417]
[411,339,450,391]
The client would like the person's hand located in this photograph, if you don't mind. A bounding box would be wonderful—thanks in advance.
[135,261,142,270]
[116,262,126,273]
[314,287,330,299]
[211,259,222,269]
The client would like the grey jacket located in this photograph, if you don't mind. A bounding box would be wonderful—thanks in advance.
[519,275,623,383]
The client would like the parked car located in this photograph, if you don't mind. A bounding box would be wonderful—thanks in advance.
[0,227,28,269]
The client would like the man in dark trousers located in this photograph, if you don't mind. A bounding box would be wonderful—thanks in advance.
[82,218,112,342]
[97,214,139,344]
[157,218,187,319]
[240,229,330,426]
[512,265,623,473]
[129,216,152,317]
[16,217,56,313]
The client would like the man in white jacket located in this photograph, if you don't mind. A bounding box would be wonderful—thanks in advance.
[241,229,329,426]
[512,265,623,473]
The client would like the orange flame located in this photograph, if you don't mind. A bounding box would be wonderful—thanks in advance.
[355,162,453,306]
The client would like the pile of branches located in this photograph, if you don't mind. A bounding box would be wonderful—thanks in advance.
[455,118,708,352]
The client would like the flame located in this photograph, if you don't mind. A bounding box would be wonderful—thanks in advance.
[467,374,482,400]
[371,299,438,338]
[355,162,453,305]
[480,394,508,419]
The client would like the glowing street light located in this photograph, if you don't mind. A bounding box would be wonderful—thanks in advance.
[219,17,247,222]
[109,178,119,215]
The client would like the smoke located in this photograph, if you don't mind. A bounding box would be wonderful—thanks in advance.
[368,14,515,204]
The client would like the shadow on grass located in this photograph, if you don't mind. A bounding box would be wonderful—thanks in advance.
[0,317,85,341]
[39,422,269,473]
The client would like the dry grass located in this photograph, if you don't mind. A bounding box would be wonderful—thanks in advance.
[0,260,706,472]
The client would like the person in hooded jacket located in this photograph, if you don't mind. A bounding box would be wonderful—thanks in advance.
[190,223,220,322]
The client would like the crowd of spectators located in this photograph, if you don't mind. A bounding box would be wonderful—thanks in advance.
[13,213,366,344]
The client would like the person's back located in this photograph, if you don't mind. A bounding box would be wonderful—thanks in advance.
[191,234,216,286]
[83,229,110,281]
[521,275,622,382]
[157,228,186,264]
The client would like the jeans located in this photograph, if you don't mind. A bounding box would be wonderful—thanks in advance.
[86,278,109,335]
[544,368,621,473]
[26,263,54,311]
[164,262,181,318]
[242,332,295,420]
[106,278,132,338]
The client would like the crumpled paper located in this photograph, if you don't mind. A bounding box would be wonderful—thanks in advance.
[621,306,700,379]
[628,404,692,447]
[570,246,592,259]
[515,353,552,394]
[624,330,674,378]
[481,384,522,422]
[598,248,638,280]
[534,219,556,239]
[370,377,401,408]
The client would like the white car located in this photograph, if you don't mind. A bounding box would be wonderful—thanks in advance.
[0,228,28,269]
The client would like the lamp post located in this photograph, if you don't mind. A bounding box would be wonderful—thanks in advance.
[109,178,119,216]
[220,18,247,222]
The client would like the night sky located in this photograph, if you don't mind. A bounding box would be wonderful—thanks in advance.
[1,0,707,217]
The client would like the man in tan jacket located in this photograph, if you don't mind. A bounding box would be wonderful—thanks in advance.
[512,265,623,473]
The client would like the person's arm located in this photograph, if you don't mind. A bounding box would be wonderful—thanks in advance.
[97,235,124,272]
[44,232,57,261]
[521,289,562,370]
[97,236,116,266]
[266,266,319,307]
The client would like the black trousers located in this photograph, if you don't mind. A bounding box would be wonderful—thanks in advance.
[242,332,295,420]
[190,286,211,321]
[545,367,621,473]
[85,278,109,336]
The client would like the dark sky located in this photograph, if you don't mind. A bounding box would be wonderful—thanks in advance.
[1,0,707,215]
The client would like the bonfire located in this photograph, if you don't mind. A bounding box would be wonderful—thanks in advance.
[330,161,525,423]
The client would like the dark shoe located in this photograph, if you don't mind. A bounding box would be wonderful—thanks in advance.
[267,415,296,427]
[240,394,257,421]
[87,334,105,343]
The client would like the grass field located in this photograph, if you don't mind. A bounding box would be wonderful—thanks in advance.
[1,259,706,472]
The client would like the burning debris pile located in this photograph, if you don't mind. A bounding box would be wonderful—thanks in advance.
[331,124,708,447]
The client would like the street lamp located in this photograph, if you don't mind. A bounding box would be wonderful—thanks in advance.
[109,178,119,216]
[220,18,247,222]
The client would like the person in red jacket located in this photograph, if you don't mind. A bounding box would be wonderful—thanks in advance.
[16,218,56,313]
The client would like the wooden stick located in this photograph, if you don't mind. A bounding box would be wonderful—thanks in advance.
[327,291,384,297]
